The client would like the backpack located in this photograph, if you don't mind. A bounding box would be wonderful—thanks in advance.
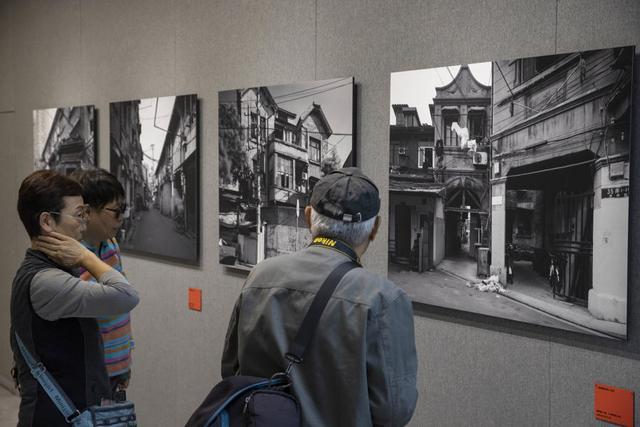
[185,261,359,427]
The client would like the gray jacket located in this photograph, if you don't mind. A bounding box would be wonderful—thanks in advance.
[221,244,418,427]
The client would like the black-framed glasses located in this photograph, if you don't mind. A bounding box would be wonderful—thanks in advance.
[102,203,127,218]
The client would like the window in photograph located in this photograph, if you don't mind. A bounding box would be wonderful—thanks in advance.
[278,155,293,189]
[260,116,267,142]
[295,160,308,193]
[418,146,434,169]
[468,110,485,140]
[514,54,570,86]
[251,113,258,139]
[309,137,321,163]
[443,111,460,146]
[274,123,284,141]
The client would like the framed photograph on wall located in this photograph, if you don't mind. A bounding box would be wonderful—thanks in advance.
[110,94,199,264]
[388,46,634,340]
[219,77,356,269]
[33,105,97,173]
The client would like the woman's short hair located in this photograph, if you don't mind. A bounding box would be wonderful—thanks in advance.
[17,170,83,238]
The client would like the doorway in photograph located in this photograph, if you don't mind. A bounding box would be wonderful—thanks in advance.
[388,46,634,340]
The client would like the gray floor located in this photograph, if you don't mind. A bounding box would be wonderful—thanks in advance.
[0,385,19,427]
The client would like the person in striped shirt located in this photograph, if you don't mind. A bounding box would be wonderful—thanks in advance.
[71,168,134,397]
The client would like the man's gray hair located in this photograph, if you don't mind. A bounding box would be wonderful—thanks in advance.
[310,207,376,248]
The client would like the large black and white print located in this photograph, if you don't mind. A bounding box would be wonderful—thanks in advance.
[389,47,634,340]
[110,95,199,263]
[33,105,96,173]
[219,78,355,268]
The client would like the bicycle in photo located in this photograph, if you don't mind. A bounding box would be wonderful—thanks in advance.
[548,252,564,299]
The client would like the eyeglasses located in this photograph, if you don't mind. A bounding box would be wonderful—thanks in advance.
[48,205,90,223]
[102,203,127,218]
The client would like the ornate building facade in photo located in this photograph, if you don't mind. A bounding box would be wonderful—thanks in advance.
[33,105,96,173]
[389,65,491,272]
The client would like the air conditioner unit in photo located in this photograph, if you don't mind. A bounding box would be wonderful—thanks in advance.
[609,162,625,179]
[301,172,308,180]
[472,152,488,165]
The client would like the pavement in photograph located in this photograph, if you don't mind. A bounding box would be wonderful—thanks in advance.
[122,207,197,261]
[389,261,606,336]
[436,257,625,339]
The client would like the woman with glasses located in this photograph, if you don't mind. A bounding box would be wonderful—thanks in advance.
[9,170,139,427]
[71,168,135,400]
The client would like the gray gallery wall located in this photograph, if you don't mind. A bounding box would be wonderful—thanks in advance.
[1,0,639,425]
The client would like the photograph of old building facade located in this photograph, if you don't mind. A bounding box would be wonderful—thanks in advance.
[389,46,633,340]
[110,94,198,263]
[33,105,96,173]
[219,78,354,267]
[489,46,634,339]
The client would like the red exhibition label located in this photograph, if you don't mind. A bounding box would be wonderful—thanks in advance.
[188,288,202,312]
[594,383,634,427]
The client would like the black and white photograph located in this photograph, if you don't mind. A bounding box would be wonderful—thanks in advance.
[219,77,355,268]
[33,105,96,173]
[389,46,634,340]
[110,94,199,264]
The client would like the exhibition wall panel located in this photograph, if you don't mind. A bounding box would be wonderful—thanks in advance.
[0,0,638,425]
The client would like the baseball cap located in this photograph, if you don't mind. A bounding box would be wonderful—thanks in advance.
[310,168,380,223]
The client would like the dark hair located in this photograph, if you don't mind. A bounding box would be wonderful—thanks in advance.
[17,170,83,238]
[70,168,125,209]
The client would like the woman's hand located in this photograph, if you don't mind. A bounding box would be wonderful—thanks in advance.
[33,232,93,268]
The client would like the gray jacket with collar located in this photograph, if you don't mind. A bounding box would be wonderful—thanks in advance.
[221,244,418,427]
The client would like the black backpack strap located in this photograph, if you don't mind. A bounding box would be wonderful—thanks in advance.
[285,261,359,368]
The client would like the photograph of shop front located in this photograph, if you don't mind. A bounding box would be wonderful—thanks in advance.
[33,105,96,173]
[389,46,633,340]
[219,78,354,268]
[110,94,199,263]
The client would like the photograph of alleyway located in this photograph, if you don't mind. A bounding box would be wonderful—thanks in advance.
[110,94,199,263]
[389,47,634,340]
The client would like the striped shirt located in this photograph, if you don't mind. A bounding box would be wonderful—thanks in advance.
[78,238,134,378]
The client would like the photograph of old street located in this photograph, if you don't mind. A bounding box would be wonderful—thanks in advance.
[389,47,633,340]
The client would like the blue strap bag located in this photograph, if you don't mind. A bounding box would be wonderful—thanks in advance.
[185,261,359,427]
[14,332,137,426]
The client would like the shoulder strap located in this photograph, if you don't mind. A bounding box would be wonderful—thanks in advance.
[285,261,359,366]
[14,332,82,423]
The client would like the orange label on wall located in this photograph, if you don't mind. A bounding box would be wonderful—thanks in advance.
[188,288,202,311]
[595,383,634,427]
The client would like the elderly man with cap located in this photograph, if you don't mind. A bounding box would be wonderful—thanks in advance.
[221,167,418,427]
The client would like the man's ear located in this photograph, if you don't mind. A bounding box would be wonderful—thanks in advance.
[369,216,381,242]
[304,206,313,228]
[39,212,56,234]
